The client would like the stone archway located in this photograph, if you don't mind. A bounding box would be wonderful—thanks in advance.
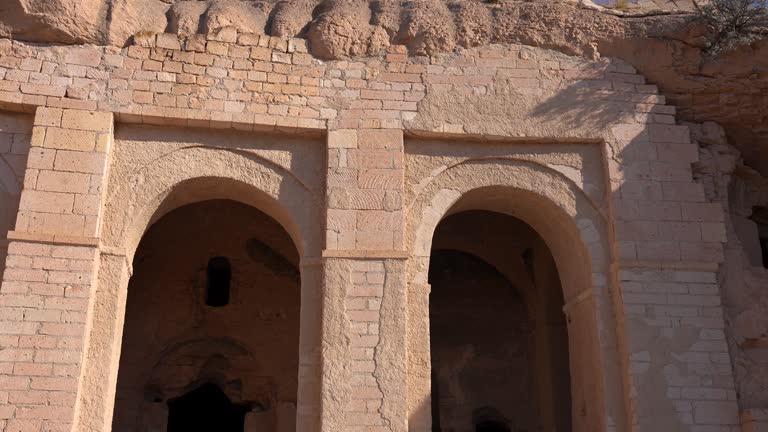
[405,159,628,432]
[72,139,324,432]
[111,199,301,432]
[428,211,572,432]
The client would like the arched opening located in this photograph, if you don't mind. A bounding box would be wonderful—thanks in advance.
[167,382,249,431]
[473,407,511,432]
[111,199,301,432]
[428,210,572,431]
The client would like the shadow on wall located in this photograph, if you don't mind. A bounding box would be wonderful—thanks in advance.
[530,81,638,132]
[410,73,640,139]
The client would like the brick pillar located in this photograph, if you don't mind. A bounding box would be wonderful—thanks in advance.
[0,107,112,432]
[322,128,408,432]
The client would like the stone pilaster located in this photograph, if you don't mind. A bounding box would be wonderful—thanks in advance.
[322,128,408,432]
[0,107,112,432]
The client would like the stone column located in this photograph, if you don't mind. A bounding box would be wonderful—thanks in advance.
[322,128,408,432]
[70,252,131,432]
[0,107,113,432]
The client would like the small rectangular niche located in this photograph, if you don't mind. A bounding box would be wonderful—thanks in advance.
[206,256,231,307]
[751,207,768,268]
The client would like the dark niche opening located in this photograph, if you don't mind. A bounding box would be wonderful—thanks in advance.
[428,211,572,432]
[430,366,442,432]
[206,257,231,307]
[761,233,768,268]
[475,420,511,432]
[751,207,768,268]
[167,383,248,432]
[473,407,511,432]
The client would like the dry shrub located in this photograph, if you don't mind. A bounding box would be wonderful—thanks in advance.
[695,0,768,56]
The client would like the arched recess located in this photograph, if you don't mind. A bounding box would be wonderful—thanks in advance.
[72,146,324,432]
[405,158,628,432]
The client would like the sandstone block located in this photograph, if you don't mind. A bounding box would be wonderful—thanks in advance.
[206,41,228,56]
[155,33,181,50]
[358,129,402,150]
[649,124,691,144]
[19,190,74,214]
[42,128,96,152]
[64,48,102,67]
[53,150,105,175]
[328,130,357,149]
[19,84,66,98]
[60,110,112,133]
[34,108,63,128]
[35,171,90,194]
[681,203,725,222]
[355,230,394,250]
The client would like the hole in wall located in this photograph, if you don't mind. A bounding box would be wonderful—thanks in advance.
[167,382,249,432]
[206,256,231,307]
[750,206,768,268]
[473,407,511,432]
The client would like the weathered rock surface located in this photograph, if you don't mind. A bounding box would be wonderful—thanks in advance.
[108,0,171,46]
[307,0,388,58]
[167,1,210,36]
[202,0,270,35]
[0,0,684,56]
[600,37,768,176]
[0,0,109,44]
[0,0,766,177]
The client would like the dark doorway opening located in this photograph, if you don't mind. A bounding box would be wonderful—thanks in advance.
[112,200,301,431]
[473,406,511,432]
[206,256,231,307]
[475,421,511,432]
[428,211,572,432]
[750,207,768,268]
[167,383,248,432]
[431,367,442,432]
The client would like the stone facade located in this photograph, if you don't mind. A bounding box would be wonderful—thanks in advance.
[0,27,763,432]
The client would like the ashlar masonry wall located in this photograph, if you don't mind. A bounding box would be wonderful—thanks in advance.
[0,29,751,432]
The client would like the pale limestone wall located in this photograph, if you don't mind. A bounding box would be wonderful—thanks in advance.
[0,29,750,432]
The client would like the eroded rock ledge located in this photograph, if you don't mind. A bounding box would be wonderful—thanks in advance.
[2,0,684,55]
